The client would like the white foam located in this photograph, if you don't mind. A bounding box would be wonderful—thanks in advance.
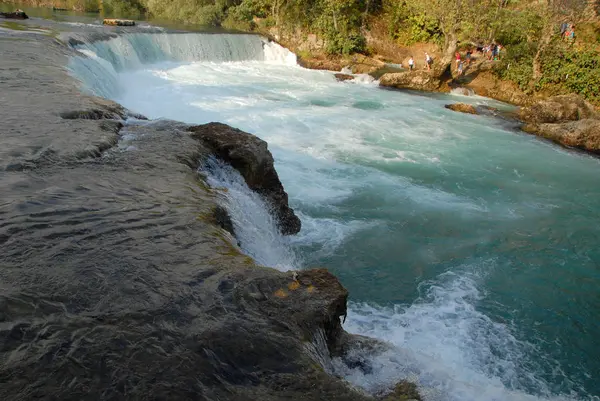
[341,270,585,401]
[203,158,299,271]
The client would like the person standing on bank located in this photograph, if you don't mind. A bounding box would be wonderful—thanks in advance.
[408,56,414,71]
[425,52,432,71]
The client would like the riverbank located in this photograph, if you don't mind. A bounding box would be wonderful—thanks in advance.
[0,20,423,401]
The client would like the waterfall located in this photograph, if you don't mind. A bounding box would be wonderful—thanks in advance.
[67,32,297,97]
[202,158,299,272]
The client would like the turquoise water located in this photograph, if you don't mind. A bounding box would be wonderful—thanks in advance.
[70,34,600,400]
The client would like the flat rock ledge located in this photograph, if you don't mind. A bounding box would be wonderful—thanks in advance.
[379,70,442,92]
[518,95,600,154]
[445,103,477,114]
[190,122,302,235]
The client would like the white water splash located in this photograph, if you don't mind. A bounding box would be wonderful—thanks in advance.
[203,158,299,271]
[341,269,588,401]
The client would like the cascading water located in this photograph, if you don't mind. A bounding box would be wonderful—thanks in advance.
[67,32,600,401]
[67,32,296,97]
[202,157,298,271]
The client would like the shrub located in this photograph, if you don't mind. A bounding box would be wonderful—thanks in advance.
[493,41,537,90]
[325,31,366,55]
[538,44,600,104]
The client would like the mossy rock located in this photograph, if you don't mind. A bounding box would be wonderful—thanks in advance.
[381,381,422,401]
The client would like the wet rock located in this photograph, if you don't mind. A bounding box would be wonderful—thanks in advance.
[213,205,235,236]
[450,86,475,96]
[444,103,478,114]
[189,123,301,235]
[522,119,600,154]
[59,100,126,120]
[518,94,598,124]
[379,70,442,92]
[0,10,29,19]
[335,73,354,82]
[103,19,136,26]
[381,381,422,401]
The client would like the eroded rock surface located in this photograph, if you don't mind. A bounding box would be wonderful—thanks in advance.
[379,70,442,92]
[0,30,377,401]
[444,103,478,114]
[189,122,302,235]
[518,95,600,153]
[335,73,355,82]
[0,9,29,19]
[523,119,600,154]
[518,94,598,124]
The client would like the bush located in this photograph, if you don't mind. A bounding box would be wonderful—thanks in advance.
[325,31,366,55]
[493,41,536,90]
[102,0,145,17]
[538,44,600,104]
[388,4,442,45]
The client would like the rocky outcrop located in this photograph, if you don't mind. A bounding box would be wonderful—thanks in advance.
[518,94,598,124]
[103,18,136,26]
[523,119,600,154]
[445,103,478,114]
[518,95,600,153]
[381,381,422,401]
[335,73,355,82]
[379,70,442,92]
[0,9,29,19]
[189,122,301,235]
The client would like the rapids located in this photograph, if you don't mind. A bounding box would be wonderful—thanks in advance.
[68,32,600,401]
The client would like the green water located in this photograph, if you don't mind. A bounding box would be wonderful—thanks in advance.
[66,30,600,400]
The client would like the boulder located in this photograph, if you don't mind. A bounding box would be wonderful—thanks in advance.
[381,381,423,401]
[189,123,301,235]
[522,119,600,154]
[334,73,354,82]
[379,70,441,92]
[0,9,29,19]
[349,54,386,74]
[444,103,478,114]
[518,94,598,124]
[103,19,136,26]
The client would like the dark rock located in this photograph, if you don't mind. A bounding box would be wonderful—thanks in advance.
[0,10,29,19]
[379,70,442,92]
[334,73,354,82]
[189,123,301,235]
[444,103,478,114]
[213,205,235,236]
[518,94,598,124]
[522,119,600,154]
[381,381,422,401]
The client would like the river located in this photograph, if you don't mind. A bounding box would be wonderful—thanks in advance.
[67,32,600,401]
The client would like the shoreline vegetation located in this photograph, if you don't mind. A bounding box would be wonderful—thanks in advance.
[2,0,599,108]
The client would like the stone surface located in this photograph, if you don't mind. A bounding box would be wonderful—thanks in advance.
[523,119,600,154]
[518,94,598,124]
[335,73,355,82]
[379,70,442,92]
[103,18,136,26]
[0,25,378,401]
[444,103,478,114]
[189,122,302,235]
[381,381,422,401]
[0,9,29,19]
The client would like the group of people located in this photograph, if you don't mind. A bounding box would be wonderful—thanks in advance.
[407,52,434,71]
[560,22,575,41]
[454,49,474,76]
[405,42,503,76]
